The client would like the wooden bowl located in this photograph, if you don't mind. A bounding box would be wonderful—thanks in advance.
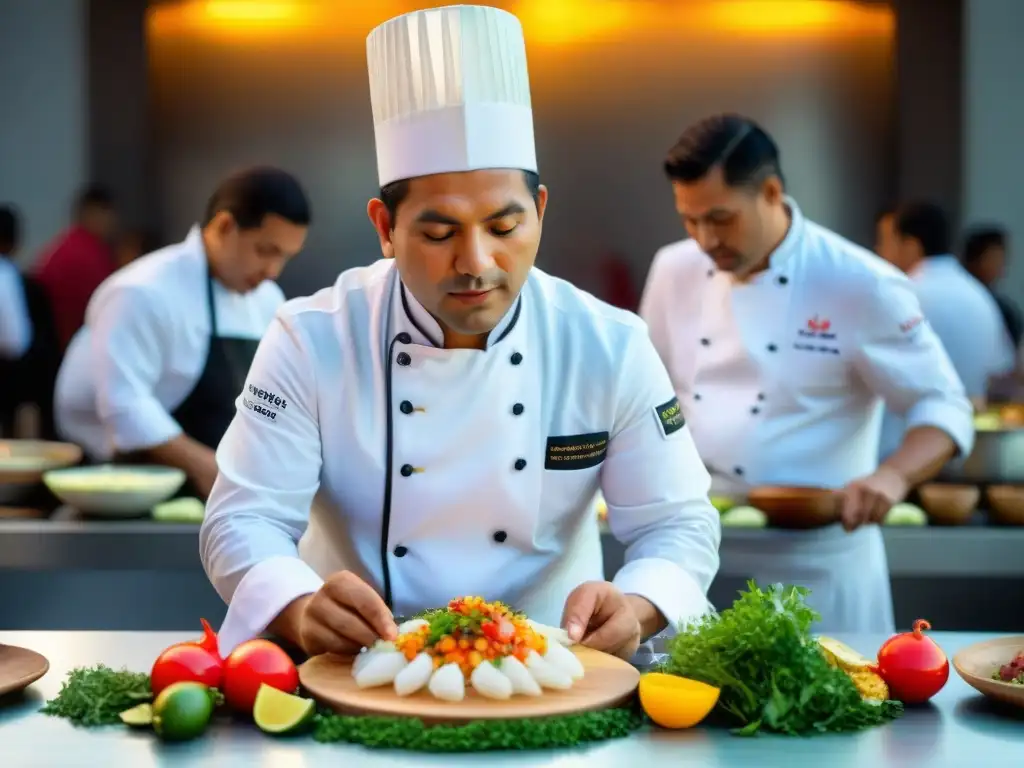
[746,486,839,529]
[917,483,979,525]
[986,485,1024,526]
[0,440,83,504]
[953,636,1024,710]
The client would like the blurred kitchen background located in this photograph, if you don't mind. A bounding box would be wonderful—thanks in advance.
[1,0,1022,632]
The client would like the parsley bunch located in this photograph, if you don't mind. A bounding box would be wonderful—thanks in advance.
[40,665,152,727]
[313,706,643,751]
[663,581,903,736]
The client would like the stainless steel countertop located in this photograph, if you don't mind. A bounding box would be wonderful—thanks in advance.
[1,518,1023,577]
[0,631,1021,767]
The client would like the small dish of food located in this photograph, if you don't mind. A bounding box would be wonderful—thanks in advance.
[746,486,839,529]
[0,440,82,504]
[953,636,1024,709]
[917,483,979,525]
[42,464,186,518]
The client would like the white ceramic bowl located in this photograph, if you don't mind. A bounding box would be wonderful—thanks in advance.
[42,464,187,518]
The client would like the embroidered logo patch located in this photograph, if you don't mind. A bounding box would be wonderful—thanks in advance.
[243,383,288,422]
[545,432,610,470]
[655,396,685,437]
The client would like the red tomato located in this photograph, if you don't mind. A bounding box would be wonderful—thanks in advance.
[221,639,299,714]
[875,619,949,704]
[151,644,222,695]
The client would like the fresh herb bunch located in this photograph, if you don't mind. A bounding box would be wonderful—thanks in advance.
[313,706,643,751]
[40,665,152,727]
[663,581,903,736]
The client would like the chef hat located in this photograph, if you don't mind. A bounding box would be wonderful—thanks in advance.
[366,4,537,187]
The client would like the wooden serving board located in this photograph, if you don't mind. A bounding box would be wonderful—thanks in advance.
[300,646,639,724]
[0,645,49,697]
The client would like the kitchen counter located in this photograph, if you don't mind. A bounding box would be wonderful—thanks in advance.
[0,630,1021,768]
[1,518,1022,632]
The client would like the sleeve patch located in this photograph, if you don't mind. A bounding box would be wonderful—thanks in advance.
[242,383,289,422]
[654,396,685,437]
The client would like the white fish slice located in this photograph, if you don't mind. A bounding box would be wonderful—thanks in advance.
[543,641,585,680]
[470,661,514,700]
[354,650,408,688]
[352,648,372,677]
[428,663,465,702]
[499,656,542,696]
[394,652,433,696]
[527,620,573,647]
[396,618,429,635]
[525,650,573,690]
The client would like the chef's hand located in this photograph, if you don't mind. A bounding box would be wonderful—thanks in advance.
[277,571,398,657]
[561,581,665,660]
[837,466,909,531]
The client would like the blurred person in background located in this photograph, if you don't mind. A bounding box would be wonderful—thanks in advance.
[114,229,162,270]
[33,185,118,351]
[0,205,61,439]
[639,114,973,634]
[875,204,1015,430]
[0,206,31,361]
[54,167,311,499]
[961,226,1022,350]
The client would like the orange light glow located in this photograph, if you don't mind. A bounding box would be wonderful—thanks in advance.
[696,1,894,37]
[147,0,894,45]
[514,0,635,45]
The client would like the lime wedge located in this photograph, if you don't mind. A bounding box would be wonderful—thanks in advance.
[119,702,154,727]
[253,683,315,734]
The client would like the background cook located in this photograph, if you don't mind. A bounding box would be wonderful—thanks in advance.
[54,167,310,498]
[639,114,973,634]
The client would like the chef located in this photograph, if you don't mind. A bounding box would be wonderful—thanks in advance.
[874,202,1016,459]
[54,167,311,498]
[639,114,973,634]
[201,5,721,661]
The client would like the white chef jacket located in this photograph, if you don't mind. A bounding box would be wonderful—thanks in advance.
[0,257,32,359]
[202,259,722,655]
[878,255,1016,458]
[54,226,284,461]
[639,199,973,634]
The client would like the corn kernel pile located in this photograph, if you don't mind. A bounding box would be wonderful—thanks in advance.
[395,596,549,680]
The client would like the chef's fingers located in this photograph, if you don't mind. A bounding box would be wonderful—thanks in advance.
[870,495,892,524]
[301,618,363,657]
[839,486,867,531]
[326,571,398,640]
[310,596,381,651]
[561,581,605,642]
[581,607,637,657]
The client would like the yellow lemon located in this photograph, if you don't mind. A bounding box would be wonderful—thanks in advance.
[638,673,720,729]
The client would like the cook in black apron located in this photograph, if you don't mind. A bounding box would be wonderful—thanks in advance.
[119,266,261,499]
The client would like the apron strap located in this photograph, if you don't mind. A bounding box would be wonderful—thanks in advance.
[205,261,220,338]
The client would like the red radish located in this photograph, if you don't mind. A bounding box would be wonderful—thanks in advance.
[221,639,299,714]
[874,619,949,704]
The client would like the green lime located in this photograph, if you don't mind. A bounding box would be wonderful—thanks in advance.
[252,683,315,735]
[152,681,215,741]
[119,702,154,727]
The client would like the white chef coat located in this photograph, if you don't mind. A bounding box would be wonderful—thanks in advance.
[640,199,974,634]
[202,259,722,655]
[878,255,1016,459]
[0,256,32,359]
[54,226,284,461]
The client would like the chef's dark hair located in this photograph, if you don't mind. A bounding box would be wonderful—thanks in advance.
[203,167,312,230]
[0,205,19,255]
[379,170,542,225]
[962,226,1007,264]
[73,185,115,219]
[894,202,951,257]
[664,114,785,190]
